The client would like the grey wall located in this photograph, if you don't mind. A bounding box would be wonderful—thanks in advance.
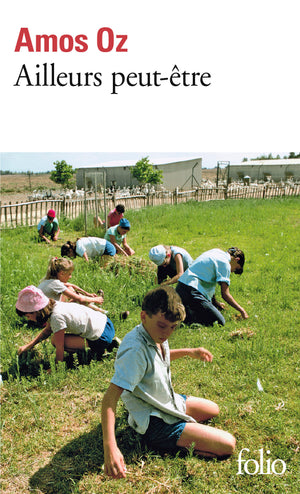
[76,158,202,190]
[228,160,300,182]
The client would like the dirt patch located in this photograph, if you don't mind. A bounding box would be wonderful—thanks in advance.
[0,173,62,205]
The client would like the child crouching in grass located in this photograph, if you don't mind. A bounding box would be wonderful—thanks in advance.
[101,285,236,479]
[16,286,120,364]
[38,257,106,313]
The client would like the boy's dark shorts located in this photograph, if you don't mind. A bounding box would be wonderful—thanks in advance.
[143,395,187,453]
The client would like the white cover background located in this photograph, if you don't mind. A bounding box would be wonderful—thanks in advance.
[0,0,299,151]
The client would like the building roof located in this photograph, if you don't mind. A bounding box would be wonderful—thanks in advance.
[233,159,300,167]
[77,156,201,169]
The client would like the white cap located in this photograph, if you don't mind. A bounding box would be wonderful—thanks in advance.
[149,245,166,266]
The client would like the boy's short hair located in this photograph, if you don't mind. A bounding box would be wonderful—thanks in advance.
[142,286,186,322]
[228,247,245,274]
[116,204,125,213]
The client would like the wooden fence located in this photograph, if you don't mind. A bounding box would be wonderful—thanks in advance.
[1,184,299,229]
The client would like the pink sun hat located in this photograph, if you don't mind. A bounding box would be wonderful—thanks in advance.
[16,285,49,313]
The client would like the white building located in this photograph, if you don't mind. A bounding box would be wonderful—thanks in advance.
[76,157,202,190]
[228,159,300,182]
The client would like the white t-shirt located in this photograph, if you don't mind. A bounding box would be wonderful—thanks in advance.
[76,237,107,258]
[50,301,107,341]
[38,279,67,301]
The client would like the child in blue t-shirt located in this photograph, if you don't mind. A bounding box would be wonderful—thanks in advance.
[176,247,249,326]
[37,209,60,243]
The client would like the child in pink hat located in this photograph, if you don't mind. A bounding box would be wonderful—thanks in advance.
[16,286,120,364]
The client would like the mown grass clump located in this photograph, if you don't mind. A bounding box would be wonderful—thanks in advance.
[1,197,299,493]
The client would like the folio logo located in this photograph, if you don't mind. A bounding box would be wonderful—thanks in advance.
[237,448,286,475]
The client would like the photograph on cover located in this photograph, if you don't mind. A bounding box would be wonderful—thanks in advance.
[1,151,299,493]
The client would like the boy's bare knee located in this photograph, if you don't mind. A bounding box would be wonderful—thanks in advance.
[220,433,236,457]
[212,403,220,417]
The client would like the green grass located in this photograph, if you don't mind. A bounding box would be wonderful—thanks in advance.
[1,197,299,493]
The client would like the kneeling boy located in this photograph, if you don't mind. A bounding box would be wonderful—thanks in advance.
[101,286,236,479]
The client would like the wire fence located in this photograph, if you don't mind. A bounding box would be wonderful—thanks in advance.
[1,184,299,229]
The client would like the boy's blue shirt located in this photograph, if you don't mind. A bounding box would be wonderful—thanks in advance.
[178,248,231,301]
[111,323,196,434]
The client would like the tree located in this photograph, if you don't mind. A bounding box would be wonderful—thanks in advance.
[50,160,75,188]
[130,157,163,186]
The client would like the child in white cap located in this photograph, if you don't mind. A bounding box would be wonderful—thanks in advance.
[16,286,120,363]
[149,245,193,285]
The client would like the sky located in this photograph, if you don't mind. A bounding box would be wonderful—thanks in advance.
[0,152,292,173]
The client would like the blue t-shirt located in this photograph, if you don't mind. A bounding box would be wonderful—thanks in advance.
[170,246,193,272]
[37,216,59,234]
[178,249,231,301]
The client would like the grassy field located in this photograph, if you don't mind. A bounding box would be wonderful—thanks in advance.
[1,198,299,493]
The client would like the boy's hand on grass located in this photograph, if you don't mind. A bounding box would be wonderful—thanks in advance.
[190,347,213,362]
[104,446,127,479]
[240,309,249,319]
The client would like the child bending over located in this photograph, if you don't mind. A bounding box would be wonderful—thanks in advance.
[101,285,236,479]
[104,218,135,257]
[149,244,193,285]
[16,286,120,363]
[38,257,106,313]
[61,237,116,263]
[176,247,249,326]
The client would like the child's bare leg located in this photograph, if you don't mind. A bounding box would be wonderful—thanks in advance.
[60,286,76,303]
[177,396,235,457]
[185,396,219,422]
[176,422,236,458]
[94,216,104,228]
[51,333,87,352]
[87,303,108,314]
